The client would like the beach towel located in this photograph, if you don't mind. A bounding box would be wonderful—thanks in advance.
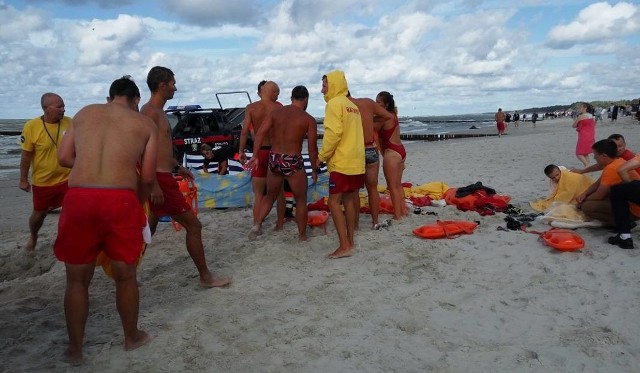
[537,202,602,229]
[196,171,330,209]
[529,169,593,212]
[404,181,449,200]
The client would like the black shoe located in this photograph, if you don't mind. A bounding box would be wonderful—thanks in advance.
[608,235,634,249]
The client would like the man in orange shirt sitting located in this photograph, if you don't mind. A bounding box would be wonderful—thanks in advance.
[609,153,640,249]
[576,139,640,235]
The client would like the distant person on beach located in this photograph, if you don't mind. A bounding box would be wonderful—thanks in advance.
[247,85,318,241]
[572,102,596,168]
[318,70,365,259]
[200,143,235,175]
[513,111,520,127]
[19,93,71,252]
[377,91,408,221]
[238,81,288,230]
[576,139,640,227]
[495,108,506,137]
[141,66,231,288]
[54,76,157,363]
[611,105,619,122]
[532,112,538,128]
[348,91,393,230]
[608,154,640,249]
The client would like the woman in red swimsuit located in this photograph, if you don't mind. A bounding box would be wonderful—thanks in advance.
[376,91,407,219]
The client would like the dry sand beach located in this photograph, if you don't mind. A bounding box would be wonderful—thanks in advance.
[2,115,640,372]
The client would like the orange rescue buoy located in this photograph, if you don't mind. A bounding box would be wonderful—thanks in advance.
[413,220,478,239]
[541,228,584,251]
[308,210,330,234]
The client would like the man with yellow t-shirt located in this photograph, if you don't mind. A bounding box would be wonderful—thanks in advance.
[19,93,71,251]
[318,70,365,259]
[576,139,640,233]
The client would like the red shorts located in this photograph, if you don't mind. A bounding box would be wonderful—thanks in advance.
[496,122,505,131]
[54,188,146,265]
[32,181,68,211]
[252,147,271,178]
[149,172,191,217]
[329,172,365,194]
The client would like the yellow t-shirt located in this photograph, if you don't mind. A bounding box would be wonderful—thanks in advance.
[20,116,71,186]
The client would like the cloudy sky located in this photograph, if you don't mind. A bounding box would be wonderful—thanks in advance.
[1,0,638,119]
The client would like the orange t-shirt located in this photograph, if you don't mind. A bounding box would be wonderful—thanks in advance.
[601,157,640,216]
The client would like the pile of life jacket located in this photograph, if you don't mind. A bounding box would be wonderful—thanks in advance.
[443,182,511,216]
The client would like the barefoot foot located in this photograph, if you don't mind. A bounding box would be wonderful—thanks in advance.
[200,273,232,288]
[125,330,152,351]
[248,226,262,240]
[328,247,352,259]
[24,237,36,252]
[63,349,85,366]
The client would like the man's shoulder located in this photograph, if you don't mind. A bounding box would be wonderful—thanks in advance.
[603,158,625,173]
[621,149,635,160]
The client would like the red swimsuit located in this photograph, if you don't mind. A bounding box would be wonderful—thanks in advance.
[379,117,406,160]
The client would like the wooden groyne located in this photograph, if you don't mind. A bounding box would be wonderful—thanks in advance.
[1,130,499,141]
[399,132,497,141]
[315,132,497,141]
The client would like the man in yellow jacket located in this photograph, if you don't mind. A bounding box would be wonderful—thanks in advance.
[318,70,365,259]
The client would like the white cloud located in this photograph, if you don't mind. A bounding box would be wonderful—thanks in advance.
[0,0,638,119]
[162,0,260,26]
[547,1,639,49]
[72,14,149,66]
[0,3,45,41]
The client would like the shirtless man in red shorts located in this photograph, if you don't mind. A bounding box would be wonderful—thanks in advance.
[238,81,288,228]
[495,108,506,138]
[54,76,157,364]
[141,66,231,288]
[247,85,318,241]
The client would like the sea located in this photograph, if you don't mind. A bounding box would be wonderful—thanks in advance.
[0,113,498,180]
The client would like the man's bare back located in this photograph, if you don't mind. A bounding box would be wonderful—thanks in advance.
[61,103,157,194]
[246,81,281,148]
[350,97,393,144]
[270,105,317,156]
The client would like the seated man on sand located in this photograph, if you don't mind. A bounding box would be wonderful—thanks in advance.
[608,154,640,249]
[571,134,639,174]
[529,164,593,212]
[576,139,640,226]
